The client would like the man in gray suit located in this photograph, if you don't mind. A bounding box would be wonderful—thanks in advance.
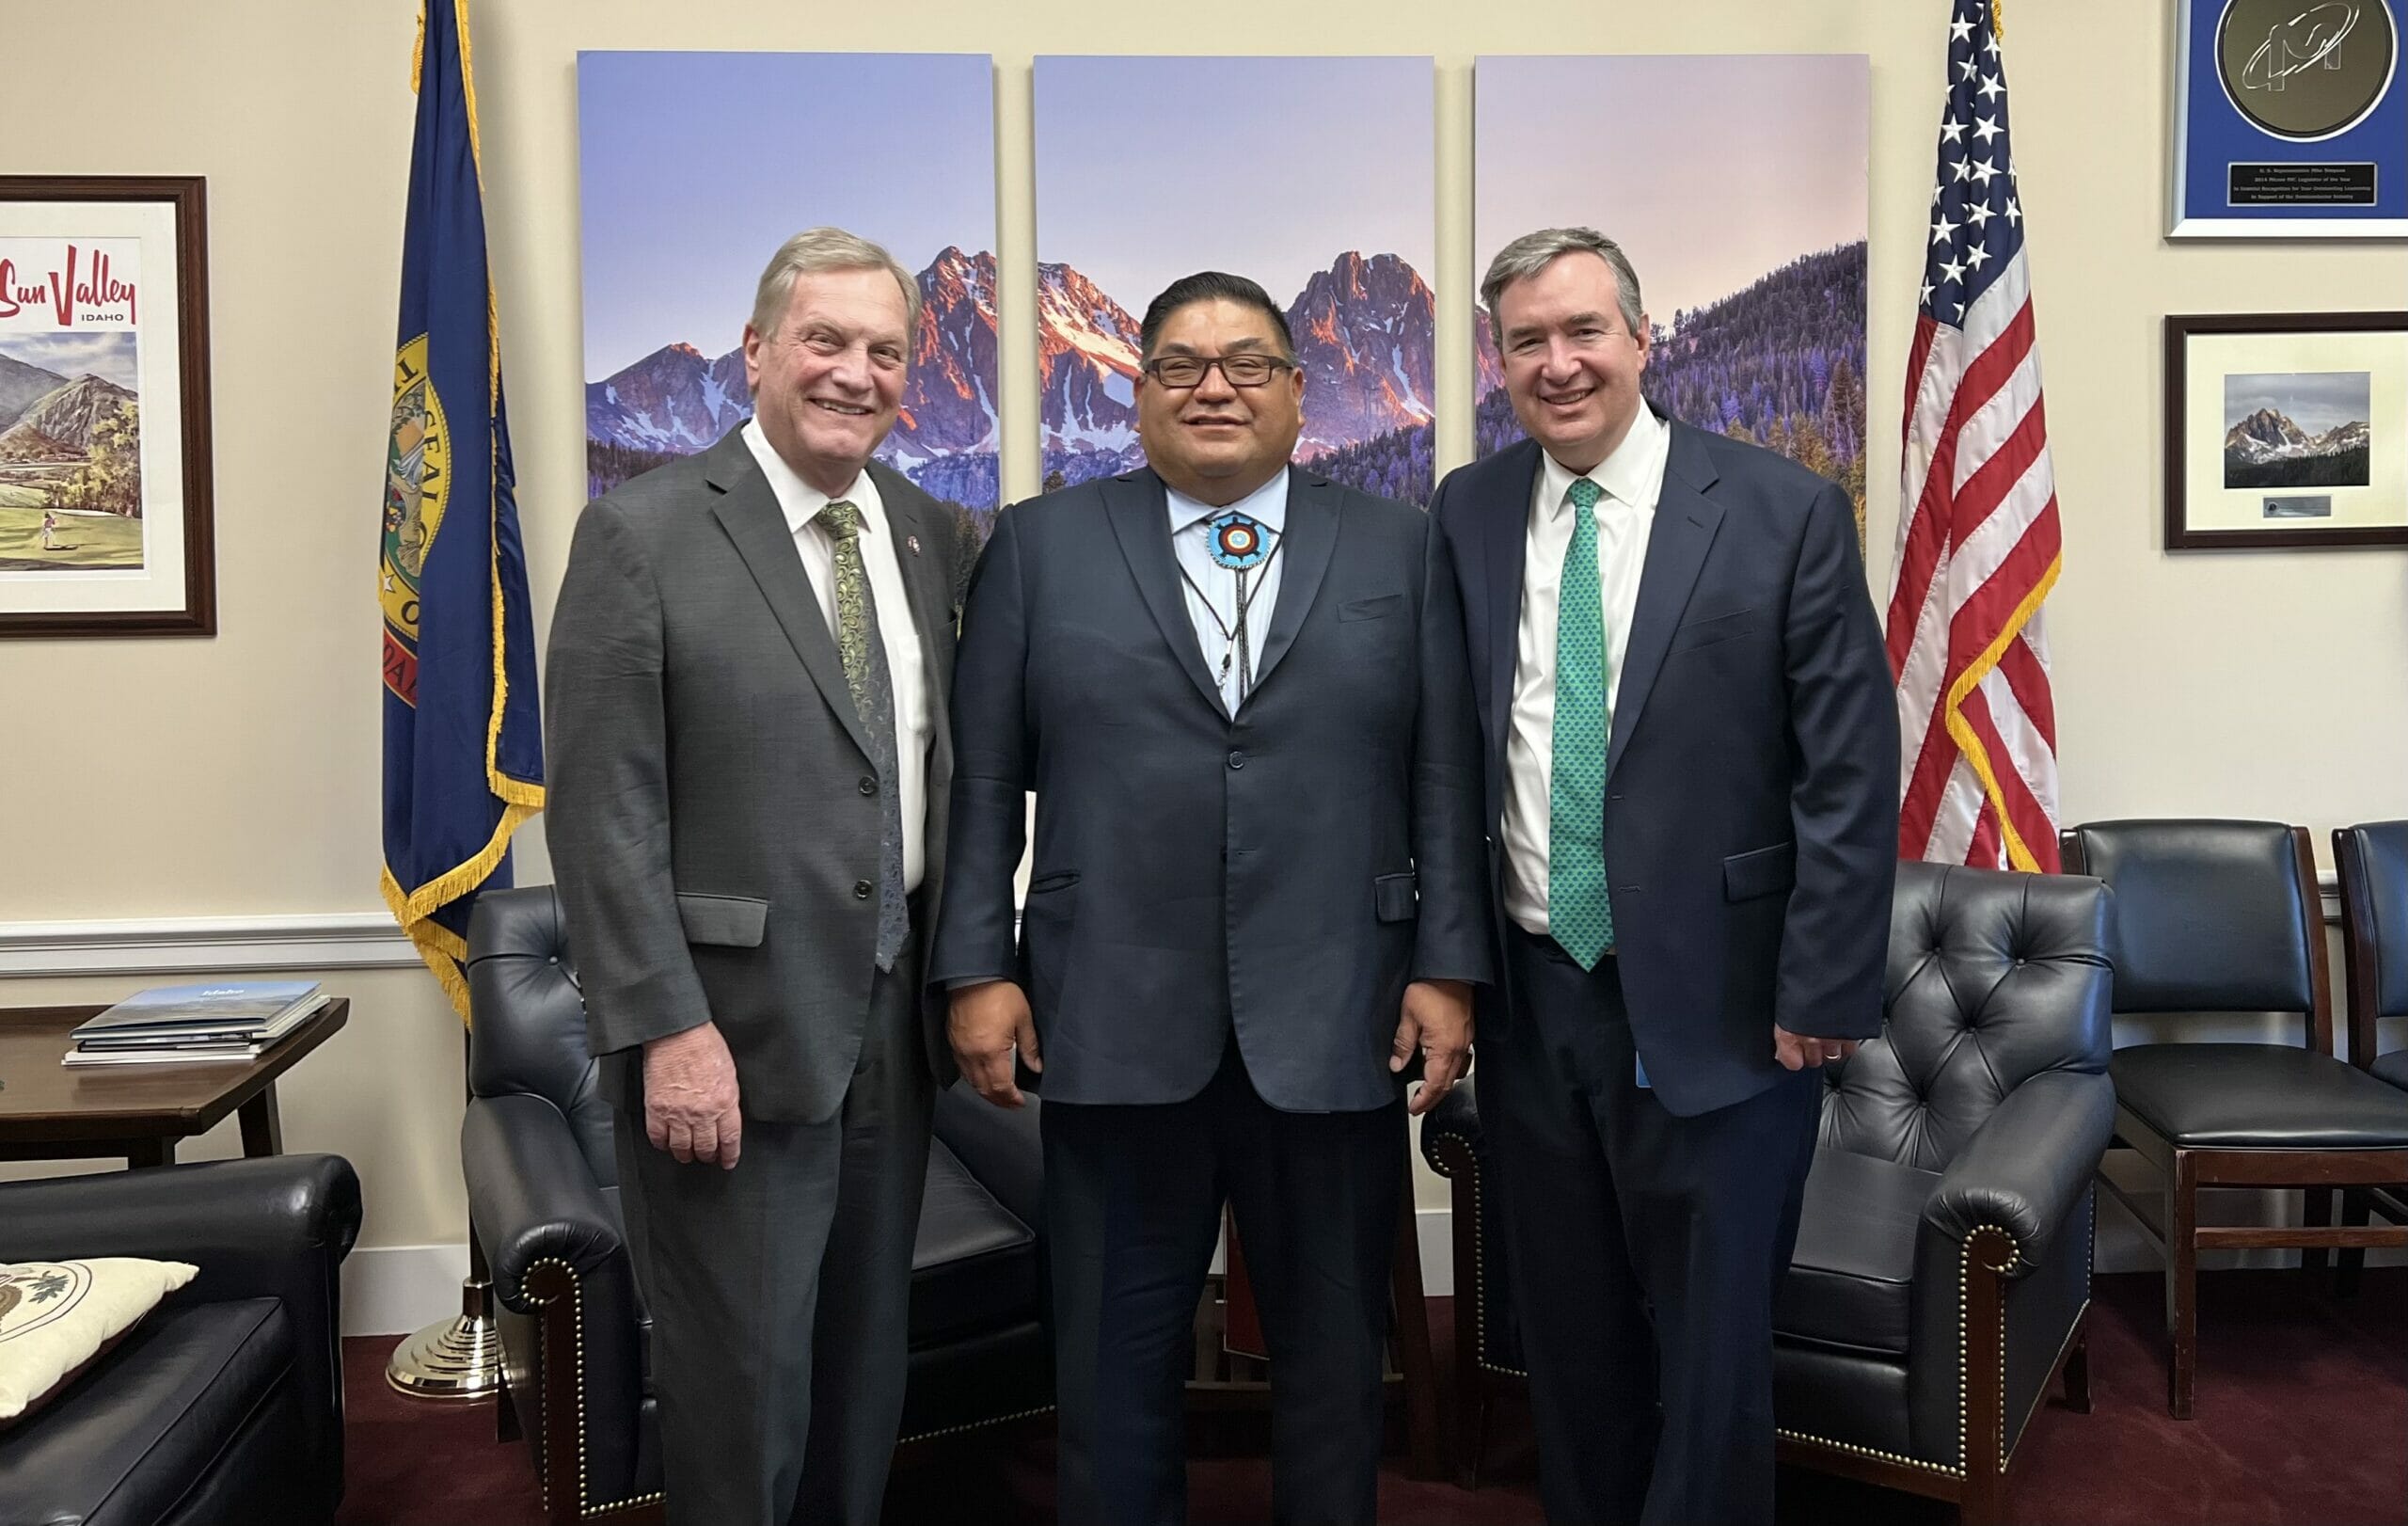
[933,272,1492,1526]
[546,227,962,1526]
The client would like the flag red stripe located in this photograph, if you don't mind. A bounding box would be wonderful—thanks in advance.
[1994,624,2057,748]
[1945,508,2059,674]
[1942,390,2048,544]
[1885,303,2036,671]
[1956,686,2058,871]
[1898,502,2059,854]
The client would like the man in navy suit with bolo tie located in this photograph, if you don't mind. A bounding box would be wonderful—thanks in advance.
[932,271,1492,1526]
[1431,228,1898,1526]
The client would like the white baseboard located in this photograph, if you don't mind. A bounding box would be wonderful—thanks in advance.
[344,1241,469,1338]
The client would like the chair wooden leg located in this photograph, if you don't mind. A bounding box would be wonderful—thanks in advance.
[1389,1183,1442,1482]
[1461,1385,1492,1492]
[2337,1188,2370,1298]
[2166,1150,2199,1420]
[2303,1186,2334,1272]
[2063,1328,2092,1415]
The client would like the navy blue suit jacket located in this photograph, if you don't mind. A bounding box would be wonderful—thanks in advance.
[929,467,1493,1112]
[1431,420,1898,1118]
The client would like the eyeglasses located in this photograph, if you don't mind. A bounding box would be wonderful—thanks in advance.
[1141,353,1297,389]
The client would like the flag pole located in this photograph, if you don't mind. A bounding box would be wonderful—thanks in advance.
[386,1025,503,1399]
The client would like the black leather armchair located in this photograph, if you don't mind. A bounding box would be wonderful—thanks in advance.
[1424,861,2115,1526]
[0,1153,362,1526]
[459,885,1052,1525]
[2325,821,2408,1293]
[2063,819,2408,1417]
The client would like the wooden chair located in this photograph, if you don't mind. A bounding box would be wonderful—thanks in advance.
[2328,822,2408,1294]
[2061,819,2408,1417]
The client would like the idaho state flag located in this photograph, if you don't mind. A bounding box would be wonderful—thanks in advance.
[380,0,543,1018]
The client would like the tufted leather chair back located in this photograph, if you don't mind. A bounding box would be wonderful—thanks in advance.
[467,885,618,1187]
[1818,861,2114,1172]
[2059,819,2323,1026]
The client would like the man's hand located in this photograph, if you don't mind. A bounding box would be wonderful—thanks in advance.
[1393,978,1474,1117]
[642,1022,743,1168]
[951,979,1041,1108]
[1774,1025,1861,1071]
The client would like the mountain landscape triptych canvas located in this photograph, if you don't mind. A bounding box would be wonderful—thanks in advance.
[577,52,1871,537]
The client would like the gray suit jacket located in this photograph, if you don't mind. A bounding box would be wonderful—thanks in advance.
[546,429,963,1125]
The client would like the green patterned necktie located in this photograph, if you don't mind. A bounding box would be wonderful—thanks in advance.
[1549,477,1614,969]
[820,500,908,972]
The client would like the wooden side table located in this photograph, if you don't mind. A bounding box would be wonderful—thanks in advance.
[0,998,349,1168]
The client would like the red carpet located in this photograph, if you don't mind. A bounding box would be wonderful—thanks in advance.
[338,1269,2406,1524]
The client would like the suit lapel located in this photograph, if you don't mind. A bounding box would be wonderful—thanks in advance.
[705,434,877,766]
[1605,422,1723,784]
[1247,469,1337,704]
[1103,470,1226,713]
[1485,441,1542,768]
[865,463,954,720]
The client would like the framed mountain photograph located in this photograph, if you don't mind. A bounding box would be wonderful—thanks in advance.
[2165,311,2408,548]
[1474,56,1870,537]
[1033,56,1436,503]
[0,176,214,638]
[577,53,1000,533]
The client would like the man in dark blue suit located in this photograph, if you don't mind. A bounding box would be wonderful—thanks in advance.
[1432,229,1897,1526]
[932,272,1492,1526]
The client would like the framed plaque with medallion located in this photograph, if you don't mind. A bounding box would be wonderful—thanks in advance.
[2171,0,2407,237]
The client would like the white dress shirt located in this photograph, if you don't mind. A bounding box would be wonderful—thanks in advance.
[1168,469,1290,716]
[1499,405,1671,935]
[741,420,931,891]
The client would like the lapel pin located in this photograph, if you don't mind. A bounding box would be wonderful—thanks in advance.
[907,533,922,556]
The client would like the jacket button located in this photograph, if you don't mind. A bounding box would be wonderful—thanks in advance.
[853,881,874,899]
[1228,750,1246,769]
[859,776,878,796]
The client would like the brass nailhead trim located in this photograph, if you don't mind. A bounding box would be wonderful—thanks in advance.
[897,1402,1057,1445]
[1775,1222,2021,1482]
[518,1260,1054,1506]
[1433,1130,1533,1380]
[519,1258,668,1517]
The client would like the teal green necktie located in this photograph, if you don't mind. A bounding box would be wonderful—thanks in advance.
[1549,477,1614,969]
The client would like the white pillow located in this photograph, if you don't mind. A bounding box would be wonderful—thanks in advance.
[0,1258,198,1422]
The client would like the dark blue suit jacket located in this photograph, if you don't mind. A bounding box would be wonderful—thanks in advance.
[1430,419,1898,1118]
[930,467,1493,1112]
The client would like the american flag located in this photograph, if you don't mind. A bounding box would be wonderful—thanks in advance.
[1887,0,2063,873]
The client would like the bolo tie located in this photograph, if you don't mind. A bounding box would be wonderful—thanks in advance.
[1179,509,1283,708]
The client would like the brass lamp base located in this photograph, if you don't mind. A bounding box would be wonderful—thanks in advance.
[385,1278,501,1400]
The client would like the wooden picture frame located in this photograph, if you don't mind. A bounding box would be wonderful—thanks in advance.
[2164,310,2408,549]
[0,175,214,636]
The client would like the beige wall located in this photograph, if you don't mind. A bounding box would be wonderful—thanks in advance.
[2,0,2401,1249]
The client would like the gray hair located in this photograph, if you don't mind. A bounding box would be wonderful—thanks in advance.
[749,226,922,341]
[1481,228,1644,347]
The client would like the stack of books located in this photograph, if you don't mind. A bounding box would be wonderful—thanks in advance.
[63,980,331,1067]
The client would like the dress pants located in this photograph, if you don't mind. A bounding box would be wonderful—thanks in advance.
[1486,926,1820,1526]
[1042,1039,1403,1526]
[614,933,934,1526]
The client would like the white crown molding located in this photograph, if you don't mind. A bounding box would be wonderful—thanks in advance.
[0,912,420,978]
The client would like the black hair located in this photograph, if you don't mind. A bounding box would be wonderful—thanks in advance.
[1137,271,1294,361]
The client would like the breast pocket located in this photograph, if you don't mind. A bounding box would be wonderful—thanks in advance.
[1668,607,1758,655]
[1340,594,1404,622]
